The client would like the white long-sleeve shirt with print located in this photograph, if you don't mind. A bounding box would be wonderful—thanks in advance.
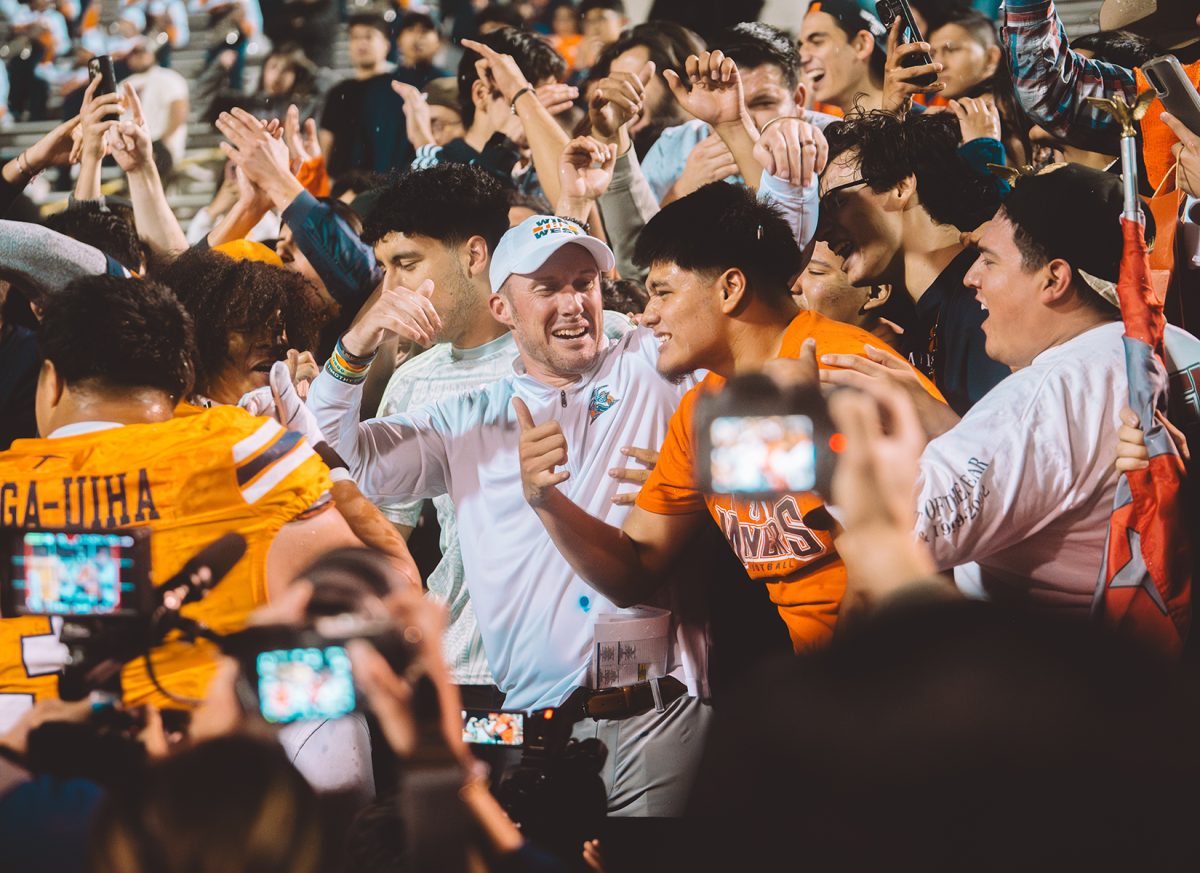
[915,320,1199,614]
[307,327,708,711]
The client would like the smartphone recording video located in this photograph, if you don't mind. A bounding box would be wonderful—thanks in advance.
[694,374,840,500]
[462,710,525,746]
[1,529,151,618]
[255,645,356,724]
[710,415,817,494]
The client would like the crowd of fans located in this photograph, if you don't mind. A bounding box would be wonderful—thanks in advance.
[1,0,1199,869]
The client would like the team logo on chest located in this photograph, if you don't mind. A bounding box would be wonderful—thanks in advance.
[588,385,619,423]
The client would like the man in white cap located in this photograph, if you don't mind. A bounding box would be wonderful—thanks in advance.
[306,213,712,816]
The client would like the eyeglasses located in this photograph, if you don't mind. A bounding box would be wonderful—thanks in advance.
[818,178,872,216]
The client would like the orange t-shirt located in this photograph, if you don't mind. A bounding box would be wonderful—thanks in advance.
[637,312,943,652]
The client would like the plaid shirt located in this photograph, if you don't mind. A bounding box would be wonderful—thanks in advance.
[1004,0,1137,154]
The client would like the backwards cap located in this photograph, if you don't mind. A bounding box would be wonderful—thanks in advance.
[806,0,889,69]
[1000,163,1156,306]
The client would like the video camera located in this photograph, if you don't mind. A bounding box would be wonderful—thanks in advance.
[0,527,416,717]
[471,703,607,847]
[0,526,247,700]
[222,616,416,725]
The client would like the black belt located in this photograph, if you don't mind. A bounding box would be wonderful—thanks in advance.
[560,676,687,724]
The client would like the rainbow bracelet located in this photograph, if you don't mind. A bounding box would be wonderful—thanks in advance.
[325,338,376,385]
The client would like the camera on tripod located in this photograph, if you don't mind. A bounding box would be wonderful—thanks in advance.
[461,703,607,841]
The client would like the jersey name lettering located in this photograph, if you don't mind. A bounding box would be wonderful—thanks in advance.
[715,495,826,569]
[0,468,159,529]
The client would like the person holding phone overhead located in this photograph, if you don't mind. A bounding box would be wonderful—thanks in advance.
[799,0,943,115]
[1004,0,1200,317]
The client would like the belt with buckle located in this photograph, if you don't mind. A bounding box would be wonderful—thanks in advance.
[560,676,687,724]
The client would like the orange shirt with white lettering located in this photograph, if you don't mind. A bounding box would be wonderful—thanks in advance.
[637,311,943,652]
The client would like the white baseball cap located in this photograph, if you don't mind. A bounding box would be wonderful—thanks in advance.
[489,215,615,293]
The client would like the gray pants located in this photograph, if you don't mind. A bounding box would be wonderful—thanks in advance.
[278,713,376,799]
[570,694,713,817]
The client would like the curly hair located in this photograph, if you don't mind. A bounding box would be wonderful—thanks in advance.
[37,275,195,400]
[158,248,327,396]
[362,163,510,253]
[45,202,148,274]
[824,110,1001,231]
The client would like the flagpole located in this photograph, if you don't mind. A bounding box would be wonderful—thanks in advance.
[1086,91,1155,220]
[1120,136,1140,220]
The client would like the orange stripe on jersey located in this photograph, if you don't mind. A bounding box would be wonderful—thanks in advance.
[0,406,331,711]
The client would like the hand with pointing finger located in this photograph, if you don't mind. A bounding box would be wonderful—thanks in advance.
[461,37,532,106]
[107,82,153,174]
[342,279,441,357]
[610,445,658,506]
[513,397,570,508]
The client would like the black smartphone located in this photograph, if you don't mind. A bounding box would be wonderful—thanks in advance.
[875,0,938,88]
[693,374,842,500]
[87,54,117,96]
[462,709,526,746]
[1142,55,1200,136]
[0,527,153,619]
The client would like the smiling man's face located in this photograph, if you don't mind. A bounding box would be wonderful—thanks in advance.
[799,11,872,111]
[492,244,605,384]
[817,149,906,287]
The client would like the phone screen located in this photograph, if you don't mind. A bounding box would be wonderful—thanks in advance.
[709,415,817,494]
[9,531,140,616]
[256,645,356,724]
[462,710,525,746]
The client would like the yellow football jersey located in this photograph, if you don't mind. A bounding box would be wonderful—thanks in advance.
[0,406,330,720]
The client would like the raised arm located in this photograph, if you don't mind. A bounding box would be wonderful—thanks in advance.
[589,61,661,280]
[74,75,123,202]
[663,50,764,192]
[110,82,189,258]
[1003,0,1136,154]
[1,116,78,215]
[752,117,827,253]
[555,135,616,226]
[306,279,447,501]
[217,106,379,304]
[512,396,704,607]
[462,37,572,206]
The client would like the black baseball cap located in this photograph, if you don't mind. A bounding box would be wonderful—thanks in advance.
[1000,163,1156,302]
[806,0,889,69]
